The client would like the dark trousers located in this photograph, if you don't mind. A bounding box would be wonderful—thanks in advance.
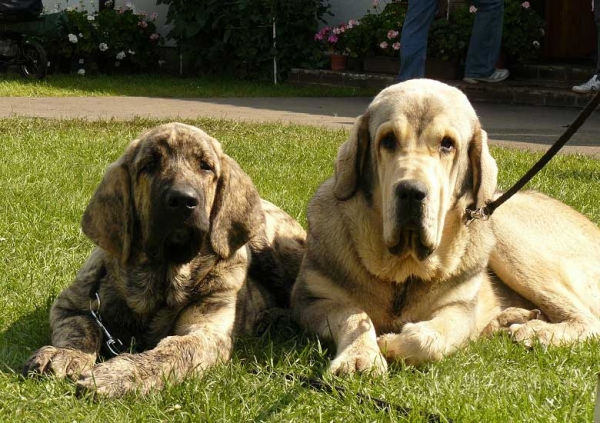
[595,0,600,75]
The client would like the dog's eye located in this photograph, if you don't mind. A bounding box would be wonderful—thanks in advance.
[380,133,397,151]
[139,151,161,175]
[139,160,156,174]
[200,160,213,172]
[440,137,455,152]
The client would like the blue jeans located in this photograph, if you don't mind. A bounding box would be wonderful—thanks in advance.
[594,0,600,75]
[397,0,504,81]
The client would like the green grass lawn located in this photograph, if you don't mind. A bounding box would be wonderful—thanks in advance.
[0,74,377,98]
[1,118,599,422]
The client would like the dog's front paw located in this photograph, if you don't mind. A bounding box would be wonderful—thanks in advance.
[377,322,449,365]
[510,319,600,348]
[482,307,544,337]
[328,346,387,376]
[508,319,557,348]
[23,346,95,380]
[76,354,139,398]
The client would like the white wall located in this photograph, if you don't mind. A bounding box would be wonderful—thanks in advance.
[326,0,392,25]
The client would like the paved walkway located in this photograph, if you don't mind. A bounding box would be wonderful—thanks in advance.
[0,96,365,127]
[1,96,599,156]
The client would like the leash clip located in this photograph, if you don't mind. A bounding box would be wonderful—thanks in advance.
[465,206,490,226]
[90,292,125,356]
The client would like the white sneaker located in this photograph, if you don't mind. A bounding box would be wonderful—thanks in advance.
[572,75,600,93]
[463,69,510,84]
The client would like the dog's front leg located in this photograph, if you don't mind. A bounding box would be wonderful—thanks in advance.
[322,300,387,376]
[293,274,387,376]
[23,287,101,380]
[76,295,236,398]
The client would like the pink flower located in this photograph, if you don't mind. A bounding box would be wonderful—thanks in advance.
[328,34,339,44]
[372,0,379,7]
[314,33,323,41]
[379,41,388,49]
[332,27,342,35]
[469,5,477,13]
[317,27,330,38]
[392,42,401,50]
[150,33,160,41]
[387,30,399,40]
[347,19,359,29]
[138,20,148,28]
[522,1,530,8]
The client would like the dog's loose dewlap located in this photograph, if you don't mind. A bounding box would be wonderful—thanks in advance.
[23,122,306,398]
[291,79,600,375]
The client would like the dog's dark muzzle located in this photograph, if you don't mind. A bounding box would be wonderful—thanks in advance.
[388,180,432,260]
[165,185,201,218]
[147,184,210,263]
[395,180,427,229]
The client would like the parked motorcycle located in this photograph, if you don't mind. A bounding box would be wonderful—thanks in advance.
[0,0,48,79]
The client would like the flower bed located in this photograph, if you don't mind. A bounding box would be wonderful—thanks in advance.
[313,0,545,73]
[43,1,163,75]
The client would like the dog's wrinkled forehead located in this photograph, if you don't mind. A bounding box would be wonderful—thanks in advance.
[130,122,222,170]
[366,80,478,138]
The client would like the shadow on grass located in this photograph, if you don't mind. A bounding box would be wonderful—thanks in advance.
[0,301,322,377]
[0,295,53,374]
[232,308,329,369]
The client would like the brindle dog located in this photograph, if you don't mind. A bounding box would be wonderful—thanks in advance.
[23,122,306,397]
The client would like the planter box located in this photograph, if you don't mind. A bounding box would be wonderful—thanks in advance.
[425,58,462,80]
[362,56,462,80]
[363,56,399,74]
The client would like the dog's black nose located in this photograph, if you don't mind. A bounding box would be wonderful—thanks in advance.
[395,180,428,203]
[166,187,199,211]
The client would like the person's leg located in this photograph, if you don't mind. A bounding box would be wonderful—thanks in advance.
[464,0,504,79]
[573,0,600,92]
[396,0,438,82]
[594,0,600,76]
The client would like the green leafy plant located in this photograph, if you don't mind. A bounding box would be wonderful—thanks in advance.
[342,1,406,59]
[44,1,163,74]
[429,0,545,63]
[368,1,406,58]
[427,4,474,62]
[57,8,97,58]
[342,18,370,59]
[157,0,330,80]
[338,0,544,65]
[502,0,545,63]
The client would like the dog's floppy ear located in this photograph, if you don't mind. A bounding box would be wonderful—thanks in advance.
[334,113,370,200]
[210,155,263,259]
[469,126,498,208]
[81,159,133,263]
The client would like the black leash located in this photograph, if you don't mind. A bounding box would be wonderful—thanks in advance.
[466,90,600,224]
[255,370,450,422]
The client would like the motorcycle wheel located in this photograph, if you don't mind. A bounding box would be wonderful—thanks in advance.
[20,40,48,79]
